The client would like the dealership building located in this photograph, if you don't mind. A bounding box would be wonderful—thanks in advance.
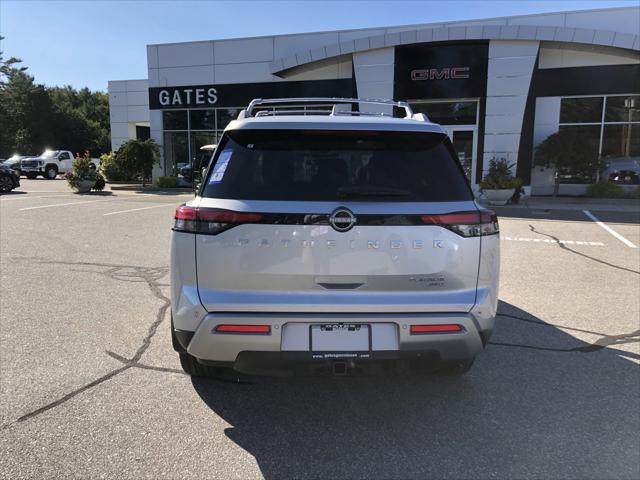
[108,6,639,195]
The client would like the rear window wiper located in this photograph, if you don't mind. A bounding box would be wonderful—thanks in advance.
[337,186,411,198]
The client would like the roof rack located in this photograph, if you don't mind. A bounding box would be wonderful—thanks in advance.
[255,109,333,117]
[241,97,419,120]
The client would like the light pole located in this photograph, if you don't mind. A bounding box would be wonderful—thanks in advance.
[624,97,635,157]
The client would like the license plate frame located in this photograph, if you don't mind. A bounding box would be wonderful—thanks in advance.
[310,324,371,352]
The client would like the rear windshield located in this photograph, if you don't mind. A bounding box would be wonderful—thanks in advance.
[201,129,472,202]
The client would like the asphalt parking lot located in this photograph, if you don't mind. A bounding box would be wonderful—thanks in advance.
[1,179,639,479]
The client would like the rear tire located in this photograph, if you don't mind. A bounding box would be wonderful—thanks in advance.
[0,176,13,192]
[171,318,238,379]
[436,358,475,376]
[25,173,38,179]
[179,352,239,379]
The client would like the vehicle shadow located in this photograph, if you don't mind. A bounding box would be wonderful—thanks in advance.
[190,301,639,479]
[108,188,194,196]
[78,191,114,196]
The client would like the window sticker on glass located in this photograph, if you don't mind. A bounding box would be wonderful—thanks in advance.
[209,150,232,184]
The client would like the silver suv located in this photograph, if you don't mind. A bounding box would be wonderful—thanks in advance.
[170,98,500,377]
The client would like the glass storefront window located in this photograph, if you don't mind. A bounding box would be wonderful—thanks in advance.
[187,132,217,184]
[601,124,639,158]
[190,109,216,130]
[559,97,603,123]
[537,95,640,188]
[605,95,640,123]
[450,130,474,181]
[410,101,477,125]
[163,110,187,130]
[601,124,640,184]
[554,125,600,184]
[217,107,242,130]
[163,132,189,177]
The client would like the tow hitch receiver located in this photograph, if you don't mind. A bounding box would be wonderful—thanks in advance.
[332,362,347,375]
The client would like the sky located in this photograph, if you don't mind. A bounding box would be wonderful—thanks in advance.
[1,0,637,91]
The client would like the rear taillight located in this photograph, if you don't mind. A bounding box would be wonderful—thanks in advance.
[420,210,498,237]
[174,206,263,235]
[410,324,464,334]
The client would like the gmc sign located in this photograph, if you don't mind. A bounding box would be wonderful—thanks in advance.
[411,67,470,81]
[394,43,488,99]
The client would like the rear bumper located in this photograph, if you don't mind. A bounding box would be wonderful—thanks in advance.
[178,312,489,374]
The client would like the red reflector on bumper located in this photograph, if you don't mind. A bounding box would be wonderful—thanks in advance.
[410,324,463,334]
[215,324,271,334]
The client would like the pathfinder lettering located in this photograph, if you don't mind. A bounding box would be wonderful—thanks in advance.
[232,238,432,249]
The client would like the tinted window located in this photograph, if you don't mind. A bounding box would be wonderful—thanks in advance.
[411,101,477,125]
[163,111,187,130]
[555,125,600,184]
[217,108,241,130]
[605,95,640,123]
[560,97,603,123]
[602,124,640,158]
[189,109,216,130]
[202,129,472,202]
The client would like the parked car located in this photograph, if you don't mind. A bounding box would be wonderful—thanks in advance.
[3,155,34,176]
[0,163,21,193]
[20,150,100,179]
[178,146,217,182]
[170,98,500,378]
[601,156,640,185]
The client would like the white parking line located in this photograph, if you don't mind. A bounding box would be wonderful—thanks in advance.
[583,210,638,249]
[103,204,175,216]
[20,199,115,211]
[503,236,605,246]
[1,195,76,203]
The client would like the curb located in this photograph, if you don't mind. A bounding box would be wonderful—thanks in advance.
[480,197,640,213]
[107,184,193,193]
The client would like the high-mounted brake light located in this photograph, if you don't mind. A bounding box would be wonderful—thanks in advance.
[420,210,498,237]
[410,324,463,334]
[174,206,264,235]
[215,324,271,334]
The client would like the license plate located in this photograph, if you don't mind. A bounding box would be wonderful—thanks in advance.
[310,324,370,352]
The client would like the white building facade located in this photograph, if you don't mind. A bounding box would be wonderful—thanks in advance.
[108,6,640,194]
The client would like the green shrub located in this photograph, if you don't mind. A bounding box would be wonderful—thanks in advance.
[479,158,522,191]
[115,139,160,187]
[99,152,129,182]
[65,151,98,189]
[155,176,179,188]
[586,181,624,198]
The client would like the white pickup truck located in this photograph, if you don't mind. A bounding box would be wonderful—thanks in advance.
[20,150,100,179]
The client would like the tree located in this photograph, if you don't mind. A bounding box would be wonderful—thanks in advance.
[115,139,160,187]
[0,36,27,84]
[534,128,600,196]
[0,71,55,155]
[0,38,111,158]
[48,86,111,155]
